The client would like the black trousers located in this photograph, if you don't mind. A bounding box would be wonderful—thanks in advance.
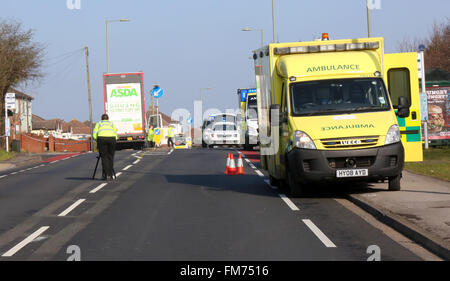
[97,137,116,178]
[168,137,174,147]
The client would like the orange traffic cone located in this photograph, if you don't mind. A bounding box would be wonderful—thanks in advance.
[225,153,231,174]
[228,154,237,175]
[236,154,245,175]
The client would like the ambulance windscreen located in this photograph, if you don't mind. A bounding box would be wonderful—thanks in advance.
[289,78,391,116]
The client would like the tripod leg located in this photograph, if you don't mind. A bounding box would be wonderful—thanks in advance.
[92,156,100,179]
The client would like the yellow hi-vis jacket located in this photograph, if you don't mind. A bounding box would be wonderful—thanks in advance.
[147,128,154,141]
[93,120,118,140]
[168,127,175,138]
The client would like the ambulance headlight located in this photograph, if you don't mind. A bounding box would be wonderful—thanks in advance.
[385,125,401,144]
[294,131,316,149]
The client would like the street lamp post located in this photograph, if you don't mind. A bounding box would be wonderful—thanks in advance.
[272,0,276,43]
[366,0,372,37]
[106,18,130,73]
[242,28,264,47]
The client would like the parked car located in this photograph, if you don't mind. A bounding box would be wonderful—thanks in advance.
[207,121,240,147]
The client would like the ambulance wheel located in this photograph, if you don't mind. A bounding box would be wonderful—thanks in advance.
[388,174,401,191]
[288,170,304,197]
[269,175,279,187]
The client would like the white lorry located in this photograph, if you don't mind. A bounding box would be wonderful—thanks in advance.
[103,72,146,149]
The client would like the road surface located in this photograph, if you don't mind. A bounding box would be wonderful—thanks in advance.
[0,148,429,261]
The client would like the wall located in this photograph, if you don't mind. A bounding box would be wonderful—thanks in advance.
[20,134,91,153]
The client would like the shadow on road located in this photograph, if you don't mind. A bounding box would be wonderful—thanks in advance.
[274,181,387,199]
[165,174,278,198]
[65,177,98,181]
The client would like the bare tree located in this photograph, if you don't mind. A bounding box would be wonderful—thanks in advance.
[396,36,422,53]
[396,18,450,73]
[424,19,450,72]
[0,19,43,149]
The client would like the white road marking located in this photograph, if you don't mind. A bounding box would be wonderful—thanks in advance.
[264,179,278,190]
[2,226,50,257]
[302,219,337,248]
[39,164,45,167]
[115,172,122,178]
[168,148,174,155]
[244,158,251,163]
[58,199,86,217]
[0,175,7,179]
[249,164,256,169]
[255,170,264,177]
[133,159,140,165]
[19,170,26,173]
[90,183,108,194]
[50,160,59,164]
[122,165,133,171]
[10,172,17,175]
[278,193,300,211]
[25,168,32,171]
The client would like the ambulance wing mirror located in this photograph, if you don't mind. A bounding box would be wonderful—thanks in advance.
[396,96,410,118]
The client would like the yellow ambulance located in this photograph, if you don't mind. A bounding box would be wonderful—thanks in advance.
[253,34,422,196]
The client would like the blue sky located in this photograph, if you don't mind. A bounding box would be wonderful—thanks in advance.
[3,0,449,122]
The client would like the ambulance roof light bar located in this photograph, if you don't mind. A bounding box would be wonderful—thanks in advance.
[274,41,380,55]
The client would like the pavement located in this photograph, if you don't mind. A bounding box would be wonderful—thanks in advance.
[347,170,450,259]
[0,153,43,172]
[0,148,447,261]
[0,152,87,173]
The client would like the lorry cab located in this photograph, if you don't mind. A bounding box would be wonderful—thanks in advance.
[253,36,422,197]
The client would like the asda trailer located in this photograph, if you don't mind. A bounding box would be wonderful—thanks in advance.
[103,72,146,149]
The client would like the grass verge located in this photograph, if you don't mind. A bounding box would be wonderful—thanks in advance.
[404,147,450,181]
[0,150,17,161]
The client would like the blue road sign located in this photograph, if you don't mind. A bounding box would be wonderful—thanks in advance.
[240,89,248,102]
[152,87,164,98]
[187,117,193,124]
[154,128,161,135]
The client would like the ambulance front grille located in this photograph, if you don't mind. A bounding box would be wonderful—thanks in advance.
[320,136,379,149]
